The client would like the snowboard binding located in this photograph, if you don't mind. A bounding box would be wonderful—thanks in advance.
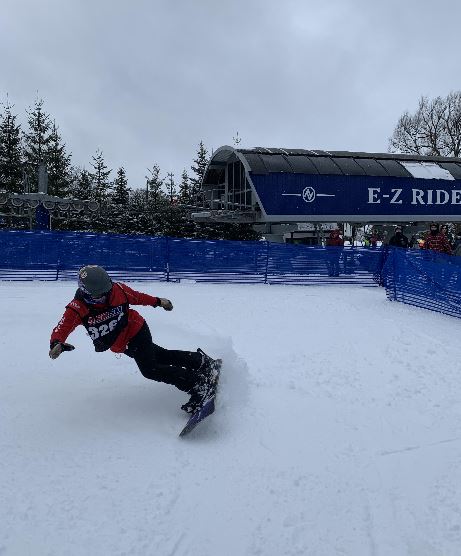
[181,349,221,414]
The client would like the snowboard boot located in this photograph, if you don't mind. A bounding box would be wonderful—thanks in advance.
[181,388,205,414]
[180,349,218,414]
[197,348,220,383]
[181,377,210,414]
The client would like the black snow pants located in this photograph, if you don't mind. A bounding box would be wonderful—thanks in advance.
[124,322,201,393]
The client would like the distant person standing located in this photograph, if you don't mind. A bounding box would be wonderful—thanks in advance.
[423,223,452,255]
[369,231,379,248]
[326,228,344,277]
[389,226,409,248]
[441,224,455,249]
[452,231,461,257]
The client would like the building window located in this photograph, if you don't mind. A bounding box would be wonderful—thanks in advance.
[400,161,455,180]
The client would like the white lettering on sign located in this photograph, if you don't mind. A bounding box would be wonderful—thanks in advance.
[369,187,461,206]
[411,189,458,205]
[436,190,449,204]
[452,190,461,204]
[368,188,381,204]
[367,188,403,204]
[411,190,425,205]
[390,189,403,204]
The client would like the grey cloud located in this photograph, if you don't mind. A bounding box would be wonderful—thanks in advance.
[1,0,460,188]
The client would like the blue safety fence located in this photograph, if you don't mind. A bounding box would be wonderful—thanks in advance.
[0,229,383,286]
[2,229,461,320]
[382,247,461,319]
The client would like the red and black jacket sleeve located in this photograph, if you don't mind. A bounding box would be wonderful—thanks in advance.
[50,299,87,348]
[116,283,162,307]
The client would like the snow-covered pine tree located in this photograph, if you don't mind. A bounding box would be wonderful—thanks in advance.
[86,151,112,233]
[162,203,188,238]
[89,149,112,203]
[55,168,93,232]
[0,102,23,193]
[112,167,130,206]
[107,167,132,233]
[145,164,168,235]
[189,141,209,207]
[146,164,164,206]
[23,98,52,192]
[72,168,93,200]
[221,223,262,241]
[128,188,150,234]
[178,169,190,205]
[161,172,190,237]
[166,172,176,204]
[46,122,72,198]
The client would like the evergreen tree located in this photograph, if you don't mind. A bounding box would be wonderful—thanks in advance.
[166,172,176,203]
[146,164,164,203]
[23,98,52,192]
[52,168,91,232]
[72,168,93,200]
[46,121,72,197]
[106,166,132,233]
[178,169,190,204]
[221,223,262,241]
[128,188,150,234]
[162,203,189,237]
[112,166,130,205]
[0,102,23,193]
[189,141,209,206]
[89,149,111,203]
[145,165,169,235]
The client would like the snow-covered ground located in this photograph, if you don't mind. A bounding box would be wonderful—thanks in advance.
[2,280,461,556]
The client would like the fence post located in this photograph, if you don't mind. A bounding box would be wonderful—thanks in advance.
[165,236,170,282]
[264,241,270,284]
[55,231,61,281]
[149,237,153,273]
[392,249,398,300]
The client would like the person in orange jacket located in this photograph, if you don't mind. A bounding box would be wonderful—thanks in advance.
[49,265,217,413]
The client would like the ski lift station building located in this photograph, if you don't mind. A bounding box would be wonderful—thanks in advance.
[195,146,461,242]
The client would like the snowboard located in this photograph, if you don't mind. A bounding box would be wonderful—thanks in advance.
[179,359,222,437]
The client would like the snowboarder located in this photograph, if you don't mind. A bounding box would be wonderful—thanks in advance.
[49,265,217,414]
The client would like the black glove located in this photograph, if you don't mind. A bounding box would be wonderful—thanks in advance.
[158,298,173,311]
[49,341,75,360]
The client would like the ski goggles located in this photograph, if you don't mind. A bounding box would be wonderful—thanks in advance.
[78,278,112,304]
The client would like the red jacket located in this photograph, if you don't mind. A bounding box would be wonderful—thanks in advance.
[423,232,452,255]
[326,231,344,247]
[51,283,161,353]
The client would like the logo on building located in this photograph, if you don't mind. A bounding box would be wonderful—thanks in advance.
[302,187,316,203]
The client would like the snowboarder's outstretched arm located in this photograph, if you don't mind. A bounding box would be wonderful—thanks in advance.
[117,283,173,311]
[49,304,83,358]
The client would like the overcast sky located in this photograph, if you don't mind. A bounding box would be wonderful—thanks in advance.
[1,0,460,189]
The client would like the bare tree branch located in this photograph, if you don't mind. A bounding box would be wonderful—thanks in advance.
[389,91,461,157]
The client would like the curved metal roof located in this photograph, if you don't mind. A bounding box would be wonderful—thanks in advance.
[207,146,461,180]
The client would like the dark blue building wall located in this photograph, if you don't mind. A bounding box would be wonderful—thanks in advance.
[251,173,461,218]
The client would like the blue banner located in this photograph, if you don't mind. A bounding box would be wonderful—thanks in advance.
[251,173,461,220]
